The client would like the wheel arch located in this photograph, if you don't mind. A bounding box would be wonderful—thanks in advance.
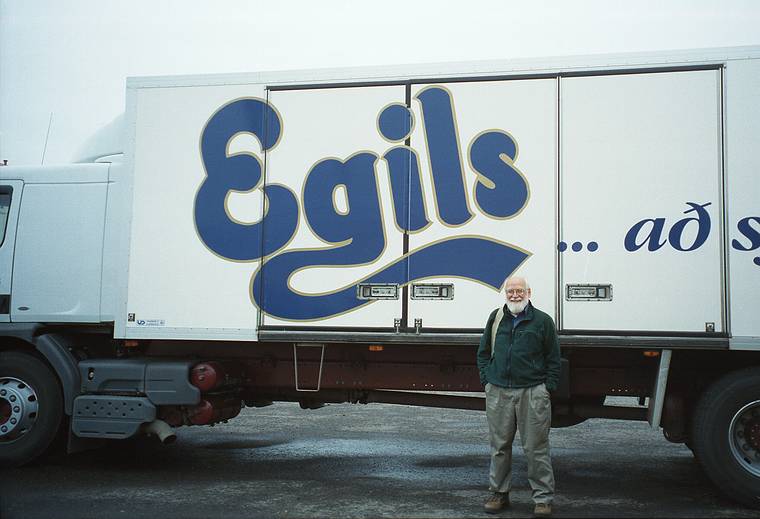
[0,325,80,416]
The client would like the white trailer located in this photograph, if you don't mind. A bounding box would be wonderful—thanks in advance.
[0,46,759,507]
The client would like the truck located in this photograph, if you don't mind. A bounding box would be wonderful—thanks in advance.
[1,45,759,507]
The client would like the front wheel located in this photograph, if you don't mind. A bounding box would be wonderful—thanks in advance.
[692,367,760,509]
[0,350,63,466]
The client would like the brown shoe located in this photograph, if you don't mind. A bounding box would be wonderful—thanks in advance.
[533,502,552,517]
[484,492,509,513]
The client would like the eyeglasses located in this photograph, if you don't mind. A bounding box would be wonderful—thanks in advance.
[506,288,526,295]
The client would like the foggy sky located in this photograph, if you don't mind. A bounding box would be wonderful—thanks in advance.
[2,0,759,165]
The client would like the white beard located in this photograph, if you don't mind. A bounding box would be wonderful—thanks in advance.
[506,299,529,315]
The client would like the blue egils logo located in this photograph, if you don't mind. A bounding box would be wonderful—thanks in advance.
[194,87,531,321]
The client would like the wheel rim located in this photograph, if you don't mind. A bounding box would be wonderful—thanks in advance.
[729,399,760,477]
[0,377,39,442]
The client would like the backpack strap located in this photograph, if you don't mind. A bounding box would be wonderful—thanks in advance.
[490,306,505,358]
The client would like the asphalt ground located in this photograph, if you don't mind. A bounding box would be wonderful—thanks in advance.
[0,398,756,519]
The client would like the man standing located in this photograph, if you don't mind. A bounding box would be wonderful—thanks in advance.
[477,276,560,517]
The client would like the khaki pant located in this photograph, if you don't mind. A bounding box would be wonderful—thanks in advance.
[485,382,555,504]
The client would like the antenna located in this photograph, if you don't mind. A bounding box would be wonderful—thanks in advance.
[41,112,53,165]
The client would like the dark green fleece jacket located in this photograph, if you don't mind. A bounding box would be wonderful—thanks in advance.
[476,302,561,391]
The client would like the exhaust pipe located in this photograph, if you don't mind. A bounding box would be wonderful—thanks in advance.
[141,419,177,444]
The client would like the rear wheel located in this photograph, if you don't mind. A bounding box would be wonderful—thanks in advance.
[0,351,63,466]
[692,367,760,509]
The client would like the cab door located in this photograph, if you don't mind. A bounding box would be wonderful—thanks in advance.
[0,180,23,323]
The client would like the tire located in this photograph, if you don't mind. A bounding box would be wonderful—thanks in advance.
[0,350,63,466]
[692,367,760,509]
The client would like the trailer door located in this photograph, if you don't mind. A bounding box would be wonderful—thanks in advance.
[406,79,558,330]
[262,85,407,329]
[560,70,724,333]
